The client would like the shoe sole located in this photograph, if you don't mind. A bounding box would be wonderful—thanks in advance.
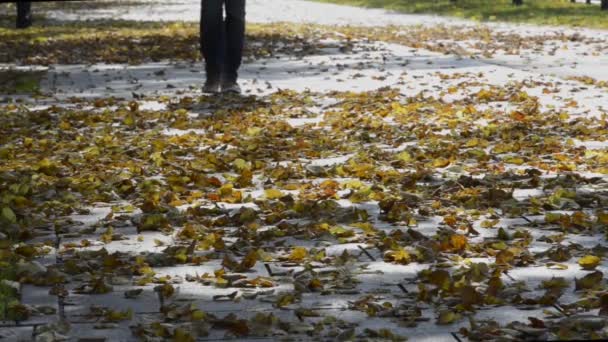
[221,89,241,95]
[202,88,220,94]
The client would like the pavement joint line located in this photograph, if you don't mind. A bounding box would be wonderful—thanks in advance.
[357,245,376,261]
[397,283,409,294]
[263,263,273,277]
[451,332,464,342]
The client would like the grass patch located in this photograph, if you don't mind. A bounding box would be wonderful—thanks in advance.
[0,243,19,321]
[0,70,43,95]
[0,18,583,66]
[315,0,608,29]
[0,20,333,65]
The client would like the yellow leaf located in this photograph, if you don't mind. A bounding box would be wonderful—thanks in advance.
[123,113,136,127]
[342,179,364,189]
[432,158,450,168]
[329,226,354,238]
[233,158,250,171]
[437,310,461,325]
[288,247,308,262]
[238,250,258,271]
[495,250,514,265]
[503,156,525,165]
[464,138,479,148]
[246,127,262,136]
[104,308,132,322]
[219,183,234,196]
[275,293,295,308]
[480,219,499,228]
[545,213,562,224]
[191,309,206,321]
[157,284,175,298]
[58,121,71,130]
[351,222,377,235]
[450,235,468,252]
[579,255,601,270]
[384,248,411,265]
[396,151,413,163]
[173,328,195,342]
[264,188,283,200]
[597,212,608,225]
[100,227,114,244]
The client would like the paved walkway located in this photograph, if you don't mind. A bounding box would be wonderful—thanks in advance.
[42,0,608,81]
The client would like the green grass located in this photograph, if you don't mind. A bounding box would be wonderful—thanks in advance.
[0,247,18,321]
[315,0,608,29]
[0,70,42,95]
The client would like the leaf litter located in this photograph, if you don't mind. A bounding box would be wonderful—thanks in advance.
[1,17,608,342]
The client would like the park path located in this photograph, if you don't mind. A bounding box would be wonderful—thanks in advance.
[1,1,608,342]
[42,0,608,82]
[26,0,608,114]
[27,0,608,122]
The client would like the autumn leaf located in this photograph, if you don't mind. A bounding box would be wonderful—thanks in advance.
[450,235,467,251]
[104,308,133,322]
[264,188,284,200]
[155,284,175,299]
[427,269,452,291]
[100,227,114,244]
[437,310,461,325]
[275,293,296,308]
[173,328,195,342]
[288,247,308,262]
[396,151,413,163]
[432,158,451,168]
[237,250,258,272]
[578,255,601,270]
[480,219,499,228]
[124,289,143,299]
[460,285,482,310]
[575,271,603,291]
[495,250,514,265]
[1,207,17,223]
[384,248,411,265]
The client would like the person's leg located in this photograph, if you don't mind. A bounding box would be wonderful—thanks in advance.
[201,0,223,90]
[223,0,246,86]
[16,2,32,29]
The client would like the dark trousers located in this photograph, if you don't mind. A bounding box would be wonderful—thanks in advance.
[200,0,246,82]
[16,2,32,29]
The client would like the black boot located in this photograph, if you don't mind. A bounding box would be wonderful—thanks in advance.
[220,72,241,94]
[203,78,220,94]
[202,69,220,94]
[220,80,241,94]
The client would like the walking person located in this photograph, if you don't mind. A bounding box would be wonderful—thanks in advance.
[16,1,32,29]
[200,0,246,94]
